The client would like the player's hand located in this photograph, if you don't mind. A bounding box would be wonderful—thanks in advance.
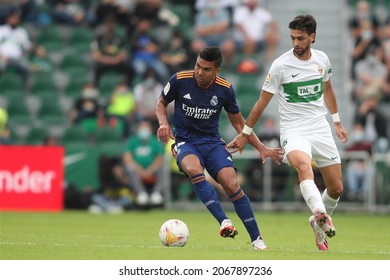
[335,123,348,143]
[258,146,284,165]
[157,123,175,144]
[227,133,249,154]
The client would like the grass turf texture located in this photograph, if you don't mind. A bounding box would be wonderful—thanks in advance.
[1,210,389,260]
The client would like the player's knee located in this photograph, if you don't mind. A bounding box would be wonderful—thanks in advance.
[294,162,313,177]
[221,178,239,196]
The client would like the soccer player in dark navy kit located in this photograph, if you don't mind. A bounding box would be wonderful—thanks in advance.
[156,46,282,250]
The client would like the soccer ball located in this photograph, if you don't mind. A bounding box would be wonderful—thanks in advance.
[159,219,189,247]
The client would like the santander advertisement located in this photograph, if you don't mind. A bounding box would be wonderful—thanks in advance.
[0,146,64,211]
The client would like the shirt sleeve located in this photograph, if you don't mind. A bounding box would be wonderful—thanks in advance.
[161,73,178,103]
[223,86,240,114]
[262,59,283,95]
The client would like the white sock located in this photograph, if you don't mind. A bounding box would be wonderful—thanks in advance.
[322,189,339,215]
[300,179,326,214]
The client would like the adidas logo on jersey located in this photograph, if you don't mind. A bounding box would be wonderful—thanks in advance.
[184,93,191,100]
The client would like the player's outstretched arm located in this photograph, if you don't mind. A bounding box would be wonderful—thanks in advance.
[156,96,175,143]
[227,91,273,153]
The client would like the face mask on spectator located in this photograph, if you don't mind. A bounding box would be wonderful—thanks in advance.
[138,127,151,141]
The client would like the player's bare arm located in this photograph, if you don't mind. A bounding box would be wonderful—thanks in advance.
[155,96,175,143]
[323,80,348,143]
[227,91,274,153]
[227,111,282,164]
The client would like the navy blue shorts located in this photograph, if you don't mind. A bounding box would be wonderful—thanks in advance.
[172,140,236,181]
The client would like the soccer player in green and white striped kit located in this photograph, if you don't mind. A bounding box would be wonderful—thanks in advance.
[228,14,349,251]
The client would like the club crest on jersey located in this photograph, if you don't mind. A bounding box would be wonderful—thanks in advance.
[317,65,324,75]
[164,82,170,95]
[210,96,218,106]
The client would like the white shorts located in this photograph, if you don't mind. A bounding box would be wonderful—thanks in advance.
[280,126,341,168]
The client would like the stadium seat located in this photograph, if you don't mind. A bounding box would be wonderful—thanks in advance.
[0,71,24,91]
[95,125,123,143]
[65,77,90,98]
[68,28,94,54]
[5,97,32,125]
[25,126,50,145]
[98,142,124,157]
[59,53,89,79]
[62,125,91,144]
[36,25,65,52]
[98,72,123,98]
[36,98,65,125]
[30,75,59,98]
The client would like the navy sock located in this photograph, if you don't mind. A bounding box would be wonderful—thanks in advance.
[191,174,227,224]
[230,188,261,242]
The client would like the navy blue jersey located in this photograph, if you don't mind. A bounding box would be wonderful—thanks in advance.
[161,70,240,144]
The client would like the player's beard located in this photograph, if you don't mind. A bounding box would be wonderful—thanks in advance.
[293,45,310,58]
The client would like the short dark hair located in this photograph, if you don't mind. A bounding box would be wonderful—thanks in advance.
[289,14,317,42]
[199,46,223,68]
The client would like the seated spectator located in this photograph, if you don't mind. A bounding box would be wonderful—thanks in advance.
[382,18,390,101]
[48,0,91,26]
[91,15,134,87]
[350,17,382,80]
[345,124,373,202]
[233,0,278,61]
[89,155,134,214]
[69,82,105,133]
[123,119,165,207]
[94,0,135,27]
[192,0,235,69]
[133,69,163,131]
[105,81,136,137]
[0,8,42,88]
[29,46,52,73]
[354,94,389,153]
[160,30,190,76]
[130,19,168,83]
[353,45,387,102]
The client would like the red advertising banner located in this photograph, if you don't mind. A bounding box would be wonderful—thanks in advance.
[0,146,64,211]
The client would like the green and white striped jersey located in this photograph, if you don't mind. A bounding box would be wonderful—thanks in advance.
[262,48,332,132]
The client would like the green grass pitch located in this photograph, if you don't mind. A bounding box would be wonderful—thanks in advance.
[1,210,389,260]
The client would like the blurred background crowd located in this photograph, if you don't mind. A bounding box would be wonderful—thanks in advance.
[0,0,389,213]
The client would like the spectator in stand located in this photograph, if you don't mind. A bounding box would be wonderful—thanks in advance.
[345,124,373,202]
[130,19,168,83]
[160,30,190,76]
[233,0,278,61]
[0,8,43,88]
[349,6,382,80]
[69,82,105,132]
[192,0,235,69]
[353,94,389,154]
[133,69,163,131]
[91,15,134,87]
[123,118,165,206]
[94,0,135,27]
[349,0,382,41]
[105,81,136,137]
[48,0,91,26]
[353,45,387,102]
[89,155,134,214]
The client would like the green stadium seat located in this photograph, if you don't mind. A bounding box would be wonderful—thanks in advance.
[95,125,123,143]
[59,53,89,78]
[65,77,90,98]
[26,126,50,145]
[5,97,32,125]
[98,73,123,98]
[0,71,24,91]
[30,75,59,98]
[37,98,65,125]
[68,28,94,54]
[62,125,91,144]
[36,25,65,52]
